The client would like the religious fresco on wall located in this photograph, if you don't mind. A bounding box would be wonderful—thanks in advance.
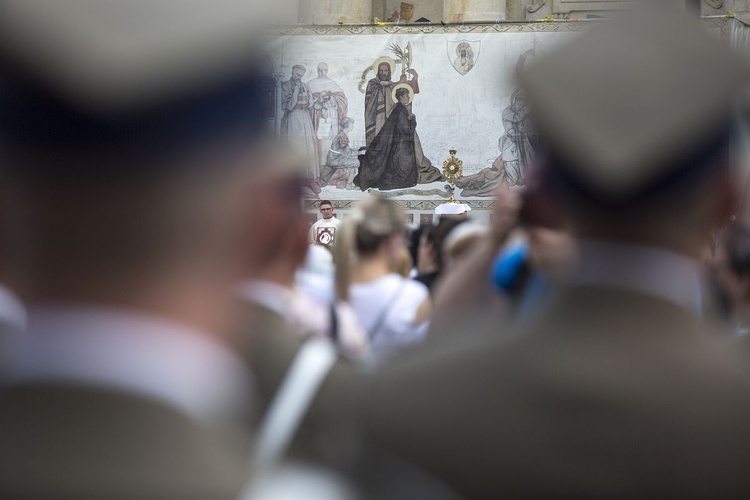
[357,43,444,191]
[456,47,540,196]
[448,40,479,75]
[265,26,583,214]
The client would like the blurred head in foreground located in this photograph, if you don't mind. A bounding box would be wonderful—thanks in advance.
[0,0,276,337]
[0,2,296,498]
[521,5,746,258]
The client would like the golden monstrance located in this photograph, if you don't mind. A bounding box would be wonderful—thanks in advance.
[442,148,463,204]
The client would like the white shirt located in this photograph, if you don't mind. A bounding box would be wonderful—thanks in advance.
[570,240,704,316]
[296,245,335,306]
[309,217,343,246]
[349,274,429,359]
[9,305,254,423]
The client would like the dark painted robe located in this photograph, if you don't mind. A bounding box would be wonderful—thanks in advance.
[355,103,418,191]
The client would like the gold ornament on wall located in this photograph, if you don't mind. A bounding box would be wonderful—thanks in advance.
[442,149,463,204]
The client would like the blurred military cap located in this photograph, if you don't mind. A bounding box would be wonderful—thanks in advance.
[0,0,274,161]
[521,5,750,201]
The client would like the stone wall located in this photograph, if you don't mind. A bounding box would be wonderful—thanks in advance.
[303,0,744,24]
[523,0,747,21]
[382,0,443,22]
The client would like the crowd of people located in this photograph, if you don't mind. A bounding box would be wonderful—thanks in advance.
[3,1,750,499]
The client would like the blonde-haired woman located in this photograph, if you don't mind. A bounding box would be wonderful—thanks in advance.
[334,196,431,360]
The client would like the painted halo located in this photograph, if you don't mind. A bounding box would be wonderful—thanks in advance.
[391,83,415,105]
[373,56,397,77]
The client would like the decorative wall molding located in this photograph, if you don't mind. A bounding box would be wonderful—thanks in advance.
[305,198,496,211]
[701,15,732,42]
[268,20,589,36]
[268,16,732,37]
[704,0,724,8]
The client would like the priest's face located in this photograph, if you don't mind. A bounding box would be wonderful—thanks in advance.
[319,203,334,219]
[377,63,391,82]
